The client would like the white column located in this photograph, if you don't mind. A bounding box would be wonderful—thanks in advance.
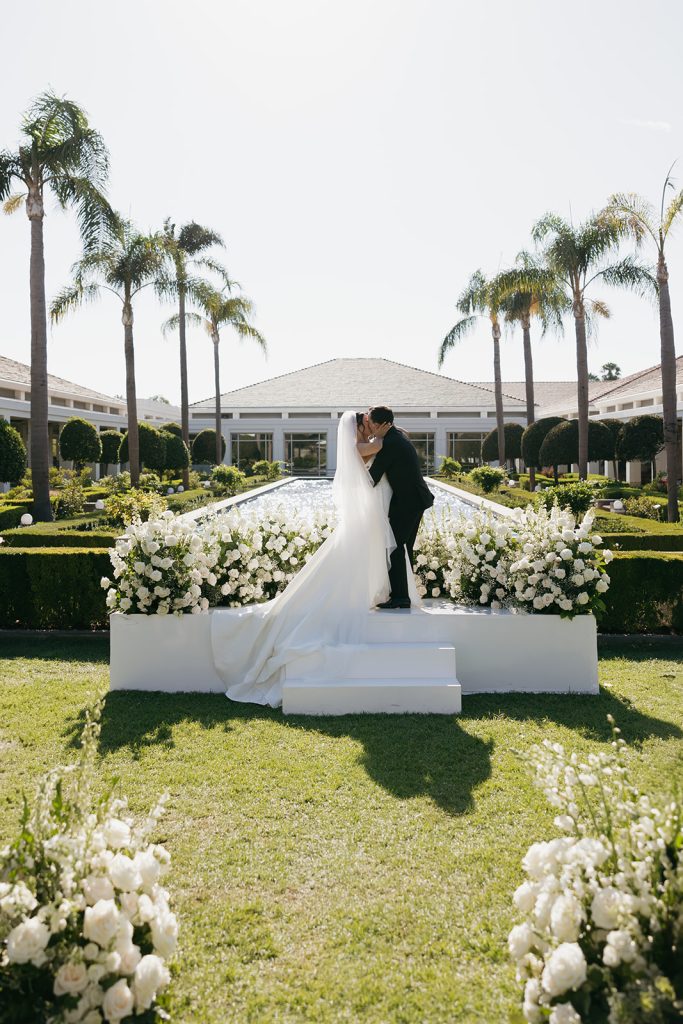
[434,424,447,471]
[326,424,337,476]
[273,427,285,464]
[626,460,642,485]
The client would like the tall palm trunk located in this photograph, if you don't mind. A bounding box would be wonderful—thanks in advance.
[122,299,140,486]
[657,255,680,523]
[521,314,536,490]
[178,286,190,488]
[213,334,222,465]
[491,320,506,465]
[573,300,589,480]
[27,194,53,522]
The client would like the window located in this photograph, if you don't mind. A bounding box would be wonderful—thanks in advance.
[395,412,430,419]
[638,399,654,407]
[285,433,327,476]
[240,412,281,419]
[0,387,18,399]
[109,407,121,415]
[447,431,485,466]
[406,433,435,474]
[73,400,89,410]
[92,403,106,413]
[290,412,332,419]
[230,432,273,471]
[51,397,68,407]
[437,411,481,418]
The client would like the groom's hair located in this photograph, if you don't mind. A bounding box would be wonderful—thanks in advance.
[369,405,393,425]
[355,412,365,428]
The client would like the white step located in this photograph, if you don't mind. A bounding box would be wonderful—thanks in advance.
[282,678,462,715]
[284,642,456,682]
[360,607,454,644]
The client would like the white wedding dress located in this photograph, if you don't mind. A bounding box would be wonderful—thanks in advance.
[211,411,419,707]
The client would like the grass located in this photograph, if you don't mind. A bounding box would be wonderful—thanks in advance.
[1,637,682,1022]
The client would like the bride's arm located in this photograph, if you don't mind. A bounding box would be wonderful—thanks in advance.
[357,438,383,462]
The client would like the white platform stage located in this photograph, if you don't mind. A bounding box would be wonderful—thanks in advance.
[109,603,598,713]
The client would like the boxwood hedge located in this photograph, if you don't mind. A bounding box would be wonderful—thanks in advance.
[0,548,110,629]
[1,528,117,549]
[601,552,683,633]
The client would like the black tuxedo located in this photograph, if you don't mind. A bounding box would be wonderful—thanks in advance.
[368,426,434,601]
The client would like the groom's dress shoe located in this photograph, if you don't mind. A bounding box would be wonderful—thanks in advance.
[375,598,411,610]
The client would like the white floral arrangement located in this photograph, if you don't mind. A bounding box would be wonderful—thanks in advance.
[440,511,513,608]
[508,505,613,617]
[0,706,177,1023]
[509,718,682,1023]
[412,510,455,599]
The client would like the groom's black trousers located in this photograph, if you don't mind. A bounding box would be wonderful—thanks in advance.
[388,508,423,602]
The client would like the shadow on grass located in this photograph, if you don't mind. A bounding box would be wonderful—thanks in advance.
[0,635,109,665]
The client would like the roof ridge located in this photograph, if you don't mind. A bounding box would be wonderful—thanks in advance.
[0,353,122,404]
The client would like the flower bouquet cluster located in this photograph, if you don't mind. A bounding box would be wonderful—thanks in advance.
[0,706,176,1023]
[413,510,455,598]
[509,720,682,1023]
[441,511,512,608]
[508,505,613,617]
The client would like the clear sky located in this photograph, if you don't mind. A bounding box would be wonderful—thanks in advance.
[1,0,682,405]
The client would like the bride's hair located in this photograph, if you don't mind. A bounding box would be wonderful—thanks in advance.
[355,412,365,428]
[369,405,393,425]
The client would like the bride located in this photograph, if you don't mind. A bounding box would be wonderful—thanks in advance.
[211,410,419,707]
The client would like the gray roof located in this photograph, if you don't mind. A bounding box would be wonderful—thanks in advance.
[0,354,123,405]
[588,356,683,402]
[191,358,528,411]
[468,380,577,409]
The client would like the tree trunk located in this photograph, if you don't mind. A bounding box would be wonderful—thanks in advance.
[492,321,506,465]
[574,306,589,480]
[178,287,190,488]
[122,301,140,486]
[213,335,222,465]
[657,256,680,523]
[28,201,53,522]
[522,316,535,491]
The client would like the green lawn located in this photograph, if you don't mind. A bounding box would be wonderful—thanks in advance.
[1,637,682,1023]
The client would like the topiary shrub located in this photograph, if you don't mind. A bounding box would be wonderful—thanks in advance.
[599,552,683,633]
[468,465,506,493]
[436,456,462,480]
[535,481,596,518]
[0,418,28,485]
[252,459,282,481]
[103,490,166,528]
[162,431,190,473]
[58,417,102,469]
[161,421,183,438]
[0,547,110,628]
[539,419,614,472]
[118,422,167,472]
[616,414,664,465]
[521,417,565,471]
[192,429,226,465]
[210,464,245,496]
[481,422,524,463]
[100,430,123,470]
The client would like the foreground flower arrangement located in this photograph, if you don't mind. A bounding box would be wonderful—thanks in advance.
[509,720,683,1023]
[0,706,176,1023]
[102,501,613,619]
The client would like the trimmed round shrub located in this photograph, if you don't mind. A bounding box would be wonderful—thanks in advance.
[521,417,565,469]
[0,418,28,484]
[100,430,123,468]
[192,429,226,465]
[118,422,167,471]
[616,414,664,464]
[161,421,183,438]
[58,417,102,468]
[535,481,596,518]
[482,422,524,462]
[539,419,614,468]
[598,418,625,453]
[468,465,506,493]
[437,456,462,480]
[162,431,190,472]
[210,464,245,496]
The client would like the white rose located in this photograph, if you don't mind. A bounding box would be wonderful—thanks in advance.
[83,874,115,905]
[82,1013,103,1024]
[542,942,587,998]
[508,922,535,959]
[577,542,592,554]
[54,961,89,996]
[102,978,134,1022]
[151,910,178,957]
[523,841,560,880]
[513,882,538,914]
[120,891,139,919]
[103,819,131,849]
[596,579,608,593]
[550,894,584,942]
[549,1004,582,1024]
[576,592,589,606]
[591,887,623,929]
[560,549,573,560]
[603,929,638,967]
[109,853,142,892]
[133,954,170,1011]
[603,549,614,563]
[6,917,50,964]
[523,978,542,1023]
[83,899,120,947]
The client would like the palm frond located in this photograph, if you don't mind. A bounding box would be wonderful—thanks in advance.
[595,256,657,298]
[50,282,101,324]
[605,192,656,246]
[589,299,611,319]
[50,174,114,251]
[197,258,238,291]
[662,187,683,238]
[161,311,206,338]
[2,192,26,214]
[437,315,478,367]
[177,222,224,256]
[0,150,24,200]
[455,270,488,316]
[531,212,570,245]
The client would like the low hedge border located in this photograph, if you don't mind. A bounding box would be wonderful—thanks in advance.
[600,552,683,633]
[1,528,117,549]
[0,548,110,629]
[601,533,683,552]
[0,503,28,530]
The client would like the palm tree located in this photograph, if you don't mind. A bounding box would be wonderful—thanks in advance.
[158,220,224,488]
[164,281,266,465]
[531,213,654,480]
[51,216,166,486]
[494,254,568,488]
[606,170,683,522]
[0,91,111,520]
[438,271,507,465]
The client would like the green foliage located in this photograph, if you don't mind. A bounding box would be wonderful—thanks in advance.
[51,479,86,520]
[161,421,183,437]
[138,471,163,492]
[0,419,27,485]
[539,418,615,467]
[599,532,683,552]
[192,429,226,465]
[622,496,664,521]
[616,415,664,463]
[0,548,110,628]
[251,459,281,481]
[118,422,167,471]
[103,489,166,527]
[211,464,246,496]
[601,553,683,633]
[1,527,117,549]
[99,429,123,467]
[521,417,565,469]
[58,417,102,467]
[598,418,625,452]
[100,471,131,493]
[437,456,462,480]
[535,481,596,517]
[468,465,506,493]
[162,430,190,472]
[600,485,643,499]
[481,422,524,462]
[0,504,27,530]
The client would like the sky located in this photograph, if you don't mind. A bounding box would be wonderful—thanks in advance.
[1,0,682,406]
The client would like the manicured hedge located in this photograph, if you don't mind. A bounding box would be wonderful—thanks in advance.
[0,503,27,530]
[601,532,683,552]
[600,552,683,633]
[1,528,117,549]
[0,548,110,629]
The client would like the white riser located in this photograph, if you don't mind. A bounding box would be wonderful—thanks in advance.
[360,608,453,643]
[284,643,456,682]
[282,678,462,716]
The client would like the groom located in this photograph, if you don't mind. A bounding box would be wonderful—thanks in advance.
[366,406,434,610]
